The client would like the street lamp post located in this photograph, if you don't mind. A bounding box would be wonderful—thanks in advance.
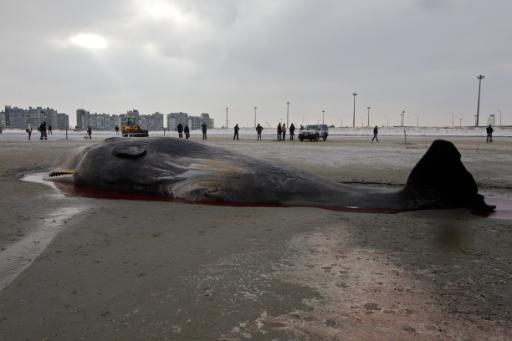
[286,102,290,128]
[352,93,357,128]
[225,107,229,129]
[254,106,257,127]
[401,110,406,127]
[322,110,325,125]
[476,74,485,127]
[367,106,371,127]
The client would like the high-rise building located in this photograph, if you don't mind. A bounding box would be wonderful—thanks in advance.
[76,109,90,130]
[188,115,201,130]
[167,112,189,131]
[57,113,69,130]
[200,113,214,129]
[140,112,164,131]
[3,105,59,129]
[0,111,5,130]
[43,108,58,128]
[77,109,122,130]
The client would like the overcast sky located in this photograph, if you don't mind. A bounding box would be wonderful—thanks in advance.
[1,0,511,127]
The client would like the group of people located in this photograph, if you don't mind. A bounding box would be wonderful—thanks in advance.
[175,122,209,140]
[25,122,52,140]
[22,122,498,143]
[26,122,92,140]
[275,123,296,141]
[176,123,191,139]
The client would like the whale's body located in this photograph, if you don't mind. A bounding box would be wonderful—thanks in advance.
[48,137,493,212]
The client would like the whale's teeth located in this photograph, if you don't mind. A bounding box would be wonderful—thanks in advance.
[49,169,75,177]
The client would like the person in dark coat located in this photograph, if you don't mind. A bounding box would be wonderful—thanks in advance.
[87,125,92,139]
[48,125,52,135]
[177,123,184,138]
[281,124,286,141]
[233,124,239,140]
[277,123,282,141]
[39,121,47,140]
[486,125,494,143]
[256,123,263,141]
[289,123,295,140]
[184,125,190,139]
[201,122,208,140]
[115,125,119,135]
[372,125,379,142]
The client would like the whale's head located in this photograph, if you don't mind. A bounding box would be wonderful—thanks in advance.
[48,137,221,198]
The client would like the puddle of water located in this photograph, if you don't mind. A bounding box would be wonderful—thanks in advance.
[0,206,84,291]
[486,197,512,220]
[22,172,66,199]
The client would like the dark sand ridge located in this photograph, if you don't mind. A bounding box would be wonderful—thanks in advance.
[0,134,511,340]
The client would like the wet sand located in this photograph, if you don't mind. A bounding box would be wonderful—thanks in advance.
[0,132,511,340]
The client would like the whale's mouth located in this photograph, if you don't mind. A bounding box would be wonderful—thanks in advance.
[48,169,75,179]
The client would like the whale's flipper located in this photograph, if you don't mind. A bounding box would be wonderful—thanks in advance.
[403,140,495,211]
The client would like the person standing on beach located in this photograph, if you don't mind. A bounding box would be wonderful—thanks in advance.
[281,124,286,141]
[256,123,263,140]
[277,123,282,141]
[39,121,47,140]
[233,124,239,140]
[26,127,32,140]
[87,125,92,139]
[177,123,184,138]
[184,125,190,139]
[289,123,295,140]
[372,125,379,142]
[201,122,208,140]
[486,125,494,143]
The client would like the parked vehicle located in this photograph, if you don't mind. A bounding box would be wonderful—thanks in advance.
[299,124,329,141]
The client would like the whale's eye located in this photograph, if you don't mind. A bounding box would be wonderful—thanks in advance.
[112,145,147,158]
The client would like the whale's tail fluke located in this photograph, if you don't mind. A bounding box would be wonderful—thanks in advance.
[403,140,495,211]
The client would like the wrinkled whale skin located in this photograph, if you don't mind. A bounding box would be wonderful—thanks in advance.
[48,137,493,212]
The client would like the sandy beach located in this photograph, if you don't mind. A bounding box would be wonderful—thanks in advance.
[1,129,511,340]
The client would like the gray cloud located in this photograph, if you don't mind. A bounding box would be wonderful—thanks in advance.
[1,0,511,127]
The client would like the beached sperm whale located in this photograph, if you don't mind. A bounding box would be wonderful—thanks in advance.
[48,137,494,212]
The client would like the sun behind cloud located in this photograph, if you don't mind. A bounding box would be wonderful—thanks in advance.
[70,33,108,49]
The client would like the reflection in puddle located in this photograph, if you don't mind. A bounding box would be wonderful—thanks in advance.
[0,206,85,290]
[22,172,65,199]
[486,197,512,220]
[0,173,87,291]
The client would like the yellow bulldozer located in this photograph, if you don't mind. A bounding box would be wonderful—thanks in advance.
[121,114,149,137]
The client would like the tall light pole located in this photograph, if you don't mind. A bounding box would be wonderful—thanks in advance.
[476,74,485,127]
[254,106,257,127]
[322,110,325,125]
[286,102,290,128]
[352,93,357,128]
[498,109,502,126]
[401,110,406,127]
[225,107,229,129]
[367,106,371,127]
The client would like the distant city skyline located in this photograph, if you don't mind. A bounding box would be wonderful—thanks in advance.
[0,1,510,127]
